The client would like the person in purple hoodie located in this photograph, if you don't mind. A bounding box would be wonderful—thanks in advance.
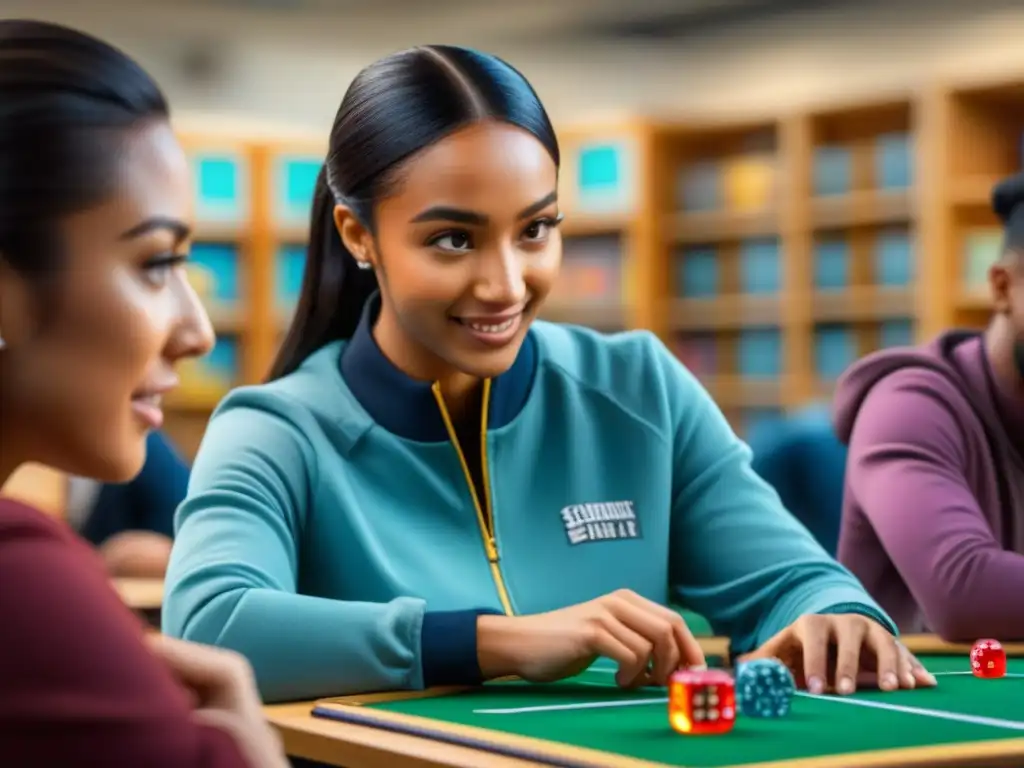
[833,172,1024,641]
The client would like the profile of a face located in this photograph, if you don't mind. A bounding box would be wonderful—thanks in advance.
[339,120,563,382]
[0,121,214,482]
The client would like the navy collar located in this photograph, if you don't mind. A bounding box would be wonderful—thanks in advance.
[339,293,536,442]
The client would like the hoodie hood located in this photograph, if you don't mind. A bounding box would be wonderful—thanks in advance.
[833,331,1001,445]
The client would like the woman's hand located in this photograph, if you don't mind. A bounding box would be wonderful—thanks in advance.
[737,613,937,695]
[147,634,290,768]
[477,589,705,688]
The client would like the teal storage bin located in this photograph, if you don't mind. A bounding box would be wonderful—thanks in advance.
[576,141,634,213]
[678,247,719,297]
[276,156,322,224]
[738,327,782,379]
[192,152,246,222]
[740,238,780,295]
[876,132,912,189]
[814,237,849,290]
[875,228,913,286]
[815,324,856,380]
[813,146,852,197]
[880,319,914,348]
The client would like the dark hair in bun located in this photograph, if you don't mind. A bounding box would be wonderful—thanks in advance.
[993,172,1024,250]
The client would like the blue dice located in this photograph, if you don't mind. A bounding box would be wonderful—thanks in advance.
[735,657,795,718]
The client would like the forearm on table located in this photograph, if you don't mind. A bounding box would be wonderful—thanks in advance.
[912,547,1024,641]
[98,532,173,578]
[849,449,1024,640]
[166,584,501,701]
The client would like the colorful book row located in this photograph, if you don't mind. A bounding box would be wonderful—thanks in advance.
[677,228,913,297]
[676,131,912,214]
[674,320,914,382]
[187,149,323,227]
[813,133,913,196]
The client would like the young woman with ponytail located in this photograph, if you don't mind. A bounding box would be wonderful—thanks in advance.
[164,45,933,705]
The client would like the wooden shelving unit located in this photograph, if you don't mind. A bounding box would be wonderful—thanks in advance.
[799,97,917,402]
[263,139,326,349]
[647,76,1021,436]
[655,117,791,435]
[163,135,257,455]
[160,73,1024,456]
[160,135,324,457]
[546,121,659,333]
[921,77,1024,337]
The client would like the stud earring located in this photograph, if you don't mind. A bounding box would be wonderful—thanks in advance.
[356,260,373,271]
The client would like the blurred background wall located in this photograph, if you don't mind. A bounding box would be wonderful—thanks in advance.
[6,0,1023,130]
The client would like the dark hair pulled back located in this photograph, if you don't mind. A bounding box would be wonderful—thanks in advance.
[0,20,169,282]
[269,45,560,380]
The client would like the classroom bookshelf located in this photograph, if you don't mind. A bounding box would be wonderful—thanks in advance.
[159,73,1024,456]
[648,75,1023,437]
[657,116,791,436]
[544,122,660,332]
[923,76,1024,336]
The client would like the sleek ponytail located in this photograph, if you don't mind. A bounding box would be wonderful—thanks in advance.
[268,166,377,379]
[267,44,560,380]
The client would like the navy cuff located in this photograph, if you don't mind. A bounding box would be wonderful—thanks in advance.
[421,609,503,687]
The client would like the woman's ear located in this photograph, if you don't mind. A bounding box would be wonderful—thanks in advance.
[333,205,376,269]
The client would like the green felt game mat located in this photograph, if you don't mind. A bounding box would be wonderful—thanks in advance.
[357,656,1024,767]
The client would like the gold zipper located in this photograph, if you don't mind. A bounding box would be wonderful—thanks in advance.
[430,379,514,615]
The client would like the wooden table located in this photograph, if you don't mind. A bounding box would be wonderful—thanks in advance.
[264,635,1024,768]
[112,578,164,611]
[266,700,537,768]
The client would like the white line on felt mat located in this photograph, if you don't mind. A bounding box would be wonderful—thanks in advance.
[795,693,1024,730]
[474,698,668,715]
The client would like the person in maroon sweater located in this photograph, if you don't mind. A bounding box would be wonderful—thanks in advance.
[0,20,288,768]
[834,172,1024,640]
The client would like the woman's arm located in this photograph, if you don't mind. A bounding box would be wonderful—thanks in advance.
[650,341,895,654]
[162,403,492,703]
[844,370,1024,640]
[0,500,249,767]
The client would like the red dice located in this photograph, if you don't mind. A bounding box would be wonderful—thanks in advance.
[970,639,1006,679]
[668,669,736,735]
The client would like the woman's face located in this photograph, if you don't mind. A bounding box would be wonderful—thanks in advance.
[0,120,213,482]
[341,120,562,382]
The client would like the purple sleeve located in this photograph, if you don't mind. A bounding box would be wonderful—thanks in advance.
[846,370,1024,640]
